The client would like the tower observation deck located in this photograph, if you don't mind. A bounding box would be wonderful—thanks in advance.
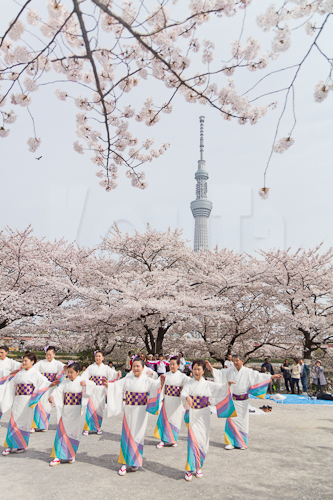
[190,116,212,252]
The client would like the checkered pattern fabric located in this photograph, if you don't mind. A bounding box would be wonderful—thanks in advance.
[15,383,34,396]
[191,396,209,409]
[165,385,182,397]
[89,376,104,386]
[64,392,82,406]
[42,372,57,382]
[125,391,148,406]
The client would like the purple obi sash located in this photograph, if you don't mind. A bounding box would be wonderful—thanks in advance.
[165,385,182,397]
[42,372,57,382]
[90,375,104,386]
[192,396,209,409]
[125,391,148,406]
[64,392,82,405]
[15,383,34,396]
[233,394,248,401]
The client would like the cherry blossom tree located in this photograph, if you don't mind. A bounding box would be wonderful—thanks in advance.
[0,1,332,194]
[0,226,92,339]
[259,245,333,359]
[186,249,294,361]
[2,225,333,363]
[55,225,206,355]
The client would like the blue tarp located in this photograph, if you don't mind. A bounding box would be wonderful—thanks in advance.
[263,394,333,405]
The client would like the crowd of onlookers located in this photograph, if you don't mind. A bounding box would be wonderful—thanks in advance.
[264,357,326,395]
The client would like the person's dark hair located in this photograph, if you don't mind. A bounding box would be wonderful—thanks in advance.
[0,345,9,353]
[95,350,104,357]
[293,358,299,364]
[284,359,289,364]
[158,353,164,357]
[170,356,180,365]
[46,346,56,353]
[264,358,269,362]
[68,361,81,372]
[132,357,145,367]
[108,360,113,365]
[24,351,37,364]
[192,359,206,371]
[233,354,243,361]
[179,352,183,357]
[128,351,132,356]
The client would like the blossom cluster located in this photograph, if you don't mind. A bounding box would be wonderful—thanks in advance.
[0,0,331,192]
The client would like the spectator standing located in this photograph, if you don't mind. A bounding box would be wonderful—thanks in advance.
[224,354,234,369]
[124,351,132,373]
[179,352,186,372]
[261,358,274,375]
[260,366,273,394]
[299,359,310,394]
[291,358,301,394]
[281,359,292,392]
[156,353,168,376]
[312,360,326,395]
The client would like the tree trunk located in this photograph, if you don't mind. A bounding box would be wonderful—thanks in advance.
[156,326,166,354]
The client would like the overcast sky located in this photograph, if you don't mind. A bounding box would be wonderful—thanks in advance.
[1,1,332,253]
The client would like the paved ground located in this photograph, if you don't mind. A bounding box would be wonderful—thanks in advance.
[0,399,332,500]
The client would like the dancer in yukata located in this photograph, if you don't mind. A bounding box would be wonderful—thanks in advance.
[154,355,191,449]
[181,359,236,482]
[81,350,120,436]
[30,346,66,433]
[0,345,21,427]
[105,357,164,476]
[206,355,282,450]
[1,352,54,456]
[48,362,95,467]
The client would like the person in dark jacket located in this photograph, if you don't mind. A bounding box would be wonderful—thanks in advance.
[281,359,292,392]
[299,358,310,394]
[261,358,274,375]
[261,359,275,393]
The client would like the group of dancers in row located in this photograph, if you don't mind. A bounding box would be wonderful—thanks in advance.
[0,345,281,481]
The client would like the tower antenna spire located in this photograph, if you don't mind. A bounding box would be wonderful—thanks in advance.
[199,115,205,161]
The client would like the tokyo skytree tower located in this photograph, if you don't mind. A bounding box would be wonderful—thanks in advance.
[190,116,213,253]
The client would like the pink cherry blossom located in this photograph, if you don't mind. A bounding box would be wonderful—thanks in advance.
[27,137,41,152]
[273,136,295,154]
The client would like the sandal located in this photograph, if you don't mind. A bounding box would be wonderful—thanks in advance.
[156,442,164,449]
[2,448,12,456]
[196,469,203,478]
[49,458,61,467]
[97,430,102,435]
[82,430,89,436]
[118,465,127,476]
[185,471,192,482]
[14,448,25,453]
[68,457,75,464]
